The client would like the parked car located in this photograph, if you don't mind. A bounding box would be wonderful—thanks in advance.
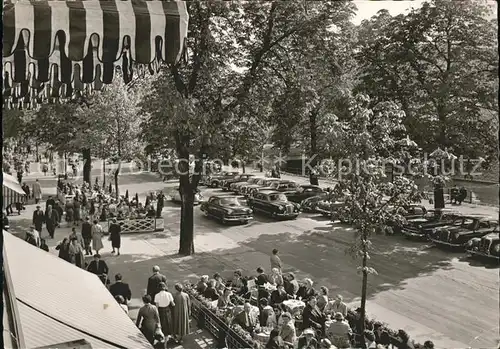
[222,174,256,191]
[466,230,500,261]
[316,198,346,219]
[232,177,262,194]
[247,190,300,219]
[206,171,240,188]
[238,179,267,195]
[200,195,253,224]
[401,209,460,240]
[300,193,330,213]
[286,185,325,204]
[267,180,300,193]
[428,215,499,250]
[170,187,204,205]
[384,204,428,234]
[247,179,283,197]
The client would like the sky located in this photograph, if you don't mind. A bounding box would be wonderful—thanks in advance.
[352,0,498,24]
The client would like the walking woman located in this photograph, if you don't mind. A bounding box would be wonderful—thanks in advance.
[55,238,71,262]
[136,295,161,345]
[109,218,122,255]
[92,220,104,254]
[172,283,191,344]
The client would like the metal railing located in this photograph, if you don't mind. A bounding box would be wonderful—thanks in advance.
[103,218,164,234]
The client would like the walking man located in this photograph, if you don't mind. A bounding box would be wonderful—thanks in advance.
[32,205,45,233]
[33,179,42,204]
[109,218,122,255]
[109,273,132,305]
[81,217,93,255]
[147,266,167,300]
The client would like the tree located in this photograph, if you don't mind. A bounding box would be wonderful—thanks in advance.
[326,95,423,346]
[356,0,498,164]
[74,78,145,195]
[142,1,356,255]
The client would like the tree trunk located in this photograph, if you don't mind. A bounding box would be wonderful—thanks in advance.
[82,148,91,183]
[103,159,106,188]
[179,186,195,255]
[434,185,445,210]
[114,165,120,197]
[360,238,368,349]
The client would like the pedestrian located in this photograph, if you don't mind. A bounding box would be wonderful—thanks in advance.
[86,253,109,284]
[45,195,56,211]
[270,248,283,273]
[115,295,129,314]
[156,192,165,218]
[45,205,58,239]
[32,179,42,204]
[66,200,74,223]
[89,200,96,220]
[25,230,38,246]
[458,186,467,205]
[32,205,45,233]
[68,237,84,268]
[136,295,161,344]
[73,198,81,226]
[450,185,459,204]
[17,169,23,183]
[55,238,71,262]
[82,217,93,255]
[109,218,122,255]
[147,266,167,300]
[155,282,174,340]
[109,273,132,305]
[40,238,49,252]
[42,163,48,176]
[54,201,63,226]
[91,219,104,254]
[172,283,191,344]
[22,182,30,199]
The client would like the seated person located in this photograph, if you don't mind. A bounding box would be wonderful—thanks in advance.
[232,302,259,333]
[259,298,277,328]
[197,275,209,293]
[297,278,316,300]
[270,284,290,306]
[203,279,220,301]
[283,273,300,296]
[297,328,318,349]
[217,287,234,308]
[230,270,244,292]
[302,296,326,333]
[326,312,352,348]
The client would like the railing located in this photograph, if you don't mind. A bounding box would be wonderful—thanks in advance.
[190,297,254,349]
[103,218,164,234]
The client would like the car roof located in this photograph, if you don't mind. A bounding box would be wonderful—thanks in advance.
[460,214,496,220]
[209,195,245,199]
[259,190,281,195]
[300,184,321,188]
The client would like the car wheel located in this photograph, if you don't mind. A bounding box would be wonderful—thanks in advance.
[203,210,209,217]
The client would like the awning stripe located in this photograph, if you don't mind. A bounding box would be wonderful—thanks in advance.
[3,0,189,109]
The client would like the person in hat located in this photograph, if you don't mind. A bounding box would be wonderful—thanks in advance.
[32,206,45,234]
[109,218,122,255]
[279,312,297,347]
[154,282,174,340]
[326,312,352,349]
[298,328,318,349]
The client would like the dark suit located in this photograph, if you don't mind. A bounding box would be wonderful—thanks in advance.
[87,260,109,275]
[81,221,93,254]
[256,273,270,286]
[302,305,325,333]
[110,281,132,304]
[233,311,258,332]
[147,273,167,299]
[270,290,290,305]
[297,286,317,300]
[32,210,45,232]
[46,198,56,211]
[297,336,318,349]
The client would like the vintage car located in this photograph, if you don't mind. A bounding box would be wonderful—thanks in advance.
[267,180,300,193]
[300,193,330,213]
[205,171,240,188]
[428,215,499,250]
[286,185,325,204]
[384,204,428,235]
[247,190,300,219]
[222,174,256,191]
[231,177,262,194]
[200,195,253,224]
[401,209,460,240]
[466,230,500,261]
[247,179,283,197]
[170,187,204,205]
[316,198,346,219]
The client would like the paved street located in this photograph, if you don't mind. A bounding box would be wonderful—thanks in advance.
[9,165,499,349]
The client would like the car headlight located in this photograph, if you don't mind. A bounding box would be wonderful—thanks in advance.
[466,239,474,247]
[454,232,460,240]
[494,244,500,252]
[278,205,285,211]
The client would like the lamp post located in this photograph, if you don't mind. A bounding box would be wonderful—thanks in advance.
[429,147,456,210]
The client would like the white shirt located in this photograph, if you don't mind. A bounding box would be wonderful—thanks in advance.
[155,291,174,308]
[31,229,41,247]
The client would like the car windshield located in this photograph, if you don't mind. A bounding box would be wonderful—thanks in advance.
[220,197,246,206]
[456,218,475,228]
[268,193,288,202]
[257,179,265,185]
[269,182,281,189]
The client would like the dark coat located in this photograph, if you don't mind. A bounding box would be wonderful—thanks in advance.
[56,242,70,261]
[87,260,109,275]
[109,223,122,248]
[45,198,56,211]
[203,287,219,301]
[110,281,132,303]
[32,210,45,230]
[270,290,290,305]
[284,279,300,296]
[256,273,270,286]
[302,305,325,332]
[81,221,93,240]
[147,273,167,299]
[297,286,317,300]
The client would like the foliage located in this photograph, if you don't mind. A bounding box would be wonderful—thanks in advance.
[356,0,498,164]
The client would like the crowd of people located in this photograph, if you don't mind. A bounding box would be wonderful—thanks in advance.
[188,249,436,349]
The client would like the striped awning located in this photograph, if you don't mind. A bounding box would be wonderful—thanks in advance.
[3,172,27,208]
[2,0,189,109]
